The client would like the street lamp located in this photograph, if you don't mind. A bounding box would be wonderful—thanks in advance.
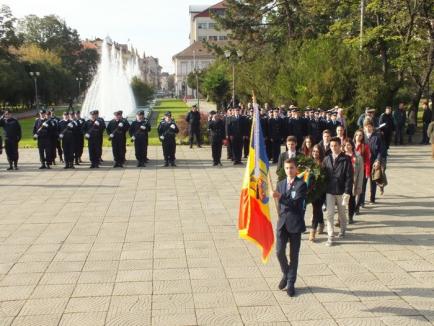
[224,49,243,108]
[76,77,83,103]
[29,71,40,109]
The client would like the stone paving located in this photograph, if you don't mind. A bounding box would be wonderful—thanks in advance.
[0,145,433,326]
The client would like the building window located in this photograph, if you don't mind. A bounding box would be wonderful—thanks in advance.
[218,36,227,40]
[198,36,207,41]
[208,23,216,29]
[198,23,207,29]
[208,36,218,41]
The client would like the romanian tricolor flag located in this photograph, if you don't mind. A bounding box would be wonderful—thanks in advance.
[238,102,274,263]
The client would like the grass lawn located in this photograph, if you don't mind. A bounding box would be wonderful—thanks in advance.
[148,99,190,145]
[15,100,189,148]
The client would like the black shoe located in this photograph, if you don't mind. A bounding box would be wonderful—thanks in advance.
[190,145,193,149]
[349,217,354,224]
[164,162,169,167]
[144,158,150,163]
[39,164,46,169]
[64,165,69,169]
[287,283,295,297]
[46,164,51,169]
[198,145,202,148]
[278,277,288,290]
[7,166,13,171]
[90,165,95,169]
[171,162,176,167]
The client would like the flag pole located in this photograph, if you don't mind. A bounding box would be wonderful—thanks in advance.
[251,90,279,215]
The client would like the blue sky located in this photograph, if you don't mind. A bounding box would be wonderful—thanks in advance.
[3,0,215,73]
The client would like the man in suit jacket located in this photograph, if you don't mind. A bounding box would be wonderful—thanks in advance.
[273,158,308,297]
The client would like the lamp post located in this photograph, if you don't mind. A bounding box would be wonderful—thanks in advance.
[29,71,40,109]
[76,77,83,103]
[224,49,243,108]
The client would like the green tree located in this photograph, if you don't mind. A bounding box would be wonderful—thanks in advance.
[201,63,230,109]
[131,77,154,106]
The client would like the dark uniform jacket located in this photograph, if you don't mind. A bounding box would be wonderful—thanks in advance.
[208,120,225,144]
[130,119,151,139]
[268,117,283,141]
[158,120,179,139]
[107,119,130,139]
[186,111,201,130]
[83,119,105,139]
[0,117,21,142]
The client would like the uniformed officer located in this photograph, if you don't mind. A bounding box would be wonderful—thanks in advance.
[107,110,130,168]
[242,108,253,158]
[47,109,62,164]
[129,110,151,167]
[0,110,22,170]
[83,110,105,168]
[224,108,233,160]
[208,111,225,166]
[94,111,106,163]
[158,111,179,167]
[33,109,53,169]
[58,112,76,169]
[289,108,306,151]
[186,104,201,148]
[72,110,85,165]
[268,109,283,163]
[228,106,244,165]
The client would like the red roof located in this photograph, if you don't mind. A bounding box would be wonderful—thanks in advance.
[194,1,226,19]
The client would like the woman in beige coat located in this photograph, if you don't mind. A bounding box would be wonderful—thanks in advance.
[428,121,434,159]
[344,139,364,224]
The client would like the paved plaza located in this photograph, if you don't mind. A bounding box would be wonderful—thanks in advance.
[0,145,433,326]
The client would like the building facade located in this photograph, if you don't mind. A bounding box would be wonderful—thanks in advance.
[173,1,228,98]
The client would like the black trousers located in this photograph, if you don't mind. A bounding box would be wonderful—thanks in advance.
[276,228,301,285]
[271,139,281,163]
[231,137,243,163]
[265,139,272,161]
[211,141,223,164]
[112,137,126,164]
[162,137,176,162]
[395,127,404,145]
[226,138,232,159]
[62,136,74,164]
[74,135,84,160]
[243,137,250,158]
[134,136,147,163]
[189,128,201,146]
[422,123,429,144]
[5,139,19,162]
[38,137,52,164]
[311,195,325,230]
[349,195,356,219]
[88,138,100,165]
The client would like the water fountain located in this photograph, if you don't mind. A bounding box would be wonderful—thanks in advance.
[81,37,142,121]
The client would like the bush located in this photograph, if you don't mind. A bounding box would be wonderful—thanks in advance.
[176,111,211,145]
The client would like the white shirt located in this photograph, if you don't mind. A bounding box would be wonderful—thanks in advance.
[287,177,295,190]
[287,150,297,158]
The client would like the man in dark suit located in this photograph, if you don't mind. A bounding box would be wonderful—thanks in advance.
[228,107,244,165]
[273,158,307,297]
[268,109,283,163]
[186,104,201,148]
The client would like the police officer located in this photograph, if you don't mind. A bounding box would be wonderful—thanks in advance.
[58,112,76,169]
[289,108,306,150]
[224,108,234,160]
[268,109,283,164]
[33,109,53,169]
[129,110,151,167]
[72,110,85,165]
[94,111,106,163]
[47,109,62,164]
[186,104,201,148]
[208,111,225,166]
[158,111,179,167]
[83,110,105,168]
[0,110,22,170]
[228,106,244,165]
[242,108,253,158]
[107,110,130,168]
